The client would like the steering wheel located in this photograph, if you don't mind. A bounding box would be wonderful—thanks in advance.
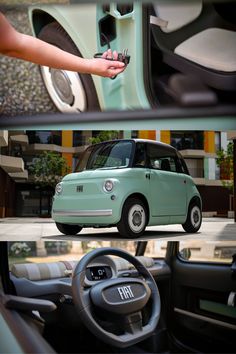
[72,248,161,348]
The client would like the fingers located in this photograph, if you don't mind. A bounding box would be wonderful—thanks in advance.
[113,50,118,61]
[107,67,125,78]
[101,49,118,61]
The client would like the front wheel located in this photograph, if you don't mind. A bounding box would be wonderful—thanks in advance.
[117,198,147,238]
[38,22,100,113]
[56,222,82,235]
[182,202,202,233]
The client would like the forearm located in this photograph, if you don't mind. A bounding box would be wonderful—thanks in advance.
[5,32,92,74]
[0,11,125,78]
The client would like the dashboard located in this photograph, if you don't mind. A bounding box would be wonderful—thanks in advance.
[10,256,171,298]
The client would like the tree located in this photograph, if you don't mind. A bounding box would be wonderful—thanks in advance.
[216,142,234,193]
[29,151,70,188]
[89,131,119,144]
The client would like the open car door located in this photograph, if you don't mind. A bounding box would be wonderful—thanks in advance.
[167,241,236,353]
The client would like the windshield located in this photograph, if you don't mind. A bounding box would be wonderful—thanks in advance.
[8,240,168,271]
[76,141,134,172]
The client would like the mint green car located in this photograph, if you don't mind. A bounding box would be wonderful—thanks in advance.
[52,139,202,237]
[28,1,236,114]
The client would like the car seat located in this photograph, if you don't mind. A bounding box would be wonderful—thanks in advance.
[160,158,171,171]
[150,0,236,90]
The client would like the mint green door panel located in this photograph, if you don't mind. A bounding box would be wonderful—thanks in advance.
[96,3,150,110]
[0,314,24,354]
[149,170,187,216]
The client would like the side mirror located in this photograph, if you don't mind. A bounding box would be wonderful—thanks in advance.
[179,248,191,260]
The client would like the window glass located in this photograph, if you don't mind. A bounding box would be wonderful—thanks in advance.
[77,141,133,171]
[171,131,204,150]
[179,241,236,264]
[8,241,167,272]
[147,144,178,172]
[27,131,61,145]
[133,143,146,167]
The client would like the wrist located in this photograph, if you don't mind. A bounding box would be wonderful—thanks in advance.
[83,58,93,75]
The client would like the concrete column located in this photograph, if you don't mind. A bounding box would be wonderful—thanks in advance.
[123,131,132,139]
[221,132,228,151]
[156,130,161,142]
[36,240,47,257]
[208,158,216,180]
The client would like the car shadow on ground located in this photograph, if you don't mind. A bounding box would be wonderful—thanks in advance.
[42,230,196,241]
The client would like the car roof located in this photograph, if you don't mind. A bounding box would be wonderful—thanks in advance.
[90,139,177,151]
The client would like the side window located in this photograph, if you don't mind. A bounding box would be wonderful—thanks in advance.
[147,144,179,173]
[179,241,236,264]
[133,143,146,167]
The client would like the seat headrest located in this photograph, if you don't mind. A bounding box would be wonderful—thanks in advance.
[11,261,78,281]
[153,1,202,33]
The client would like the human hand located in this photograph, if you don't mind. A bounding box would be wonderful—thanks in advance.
[88,49,126,78]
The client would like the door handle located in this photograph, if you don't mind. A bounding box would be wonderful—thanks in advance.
[183,180,186,184]
[145,173,150,180]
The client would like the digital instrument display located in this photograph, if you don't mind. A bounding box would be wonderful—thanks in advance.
[86,266,112,281]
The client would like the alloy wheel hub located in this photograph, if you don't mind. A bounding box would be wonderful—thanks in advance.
[50,69,74,105]
[132,210,142,227]
[193,210,199,224]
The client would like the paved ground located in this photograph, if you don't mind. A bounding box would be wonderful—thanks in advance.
[0,217,235,241]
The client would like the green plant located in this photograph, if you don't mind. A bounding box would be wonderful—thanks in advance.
[9,242,31,257]
[89,131,119,144]
[216,142,234,193]
[29,151,70,188]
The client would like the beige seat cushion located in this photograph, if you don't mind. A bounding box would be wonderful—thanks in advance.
[174,28,236,72]
[153,1,202,33]
[11,261,78,281]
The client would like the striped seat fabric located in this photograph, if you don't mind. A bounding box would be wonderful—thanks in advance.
[11,260,78,281]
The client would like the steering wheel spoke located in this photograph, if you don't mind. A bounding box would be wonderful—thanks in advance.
[123,311,143,335]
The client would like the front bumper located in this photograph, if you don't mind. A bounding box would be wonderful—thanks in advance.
[52,209,112,217]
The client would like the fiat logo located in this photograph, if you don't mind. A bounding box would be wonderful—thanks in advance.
[117,286,134,300]
[76,185,83,192]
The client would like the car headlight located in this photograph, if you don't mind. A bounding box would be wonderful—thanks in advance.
[55,182,63,195]
[103,180,114,192]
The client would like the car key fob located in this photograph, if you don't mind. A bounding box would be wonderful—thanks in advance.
[94,49,130,79]
[117,49,130,66]
[94,49,130,66]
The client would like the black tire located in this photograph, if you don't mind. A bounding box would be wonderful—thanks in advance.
[38,22,100,112]
[56,222,82,235]
[182,202,202,233]
[117,198,147,238]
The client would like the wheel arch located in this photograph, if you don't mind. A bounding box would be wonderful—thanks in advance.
[188,195,202,210]
[30,10,56,37]
[122,193,150,224]
[29,6,98,58]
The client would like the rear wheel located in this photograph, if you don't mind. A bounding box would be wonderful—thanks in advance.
[182,202,202,233]
[117,198,147,238]
[56,222,82,235]
[38,22,100,113]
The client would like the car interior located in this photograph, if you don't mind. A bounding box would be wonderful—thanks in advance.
[0,241,236,354]
[146,0,236,108]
